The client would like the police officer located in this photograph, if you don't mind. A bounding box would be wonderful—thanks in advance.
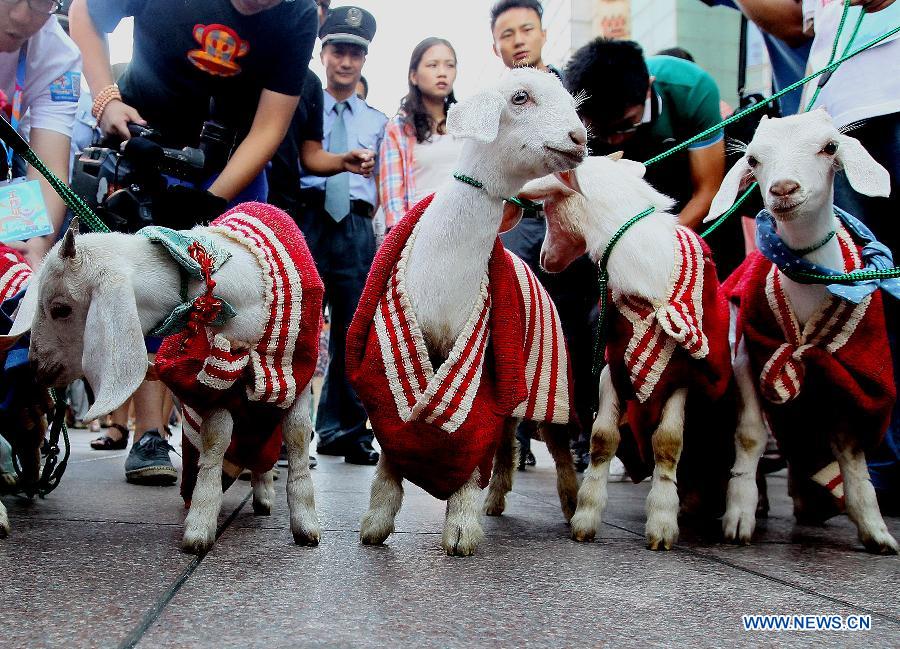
[298,6,386,466]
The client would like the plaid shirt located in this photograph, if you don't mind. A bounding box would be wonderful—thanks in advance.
[378,113,418,228]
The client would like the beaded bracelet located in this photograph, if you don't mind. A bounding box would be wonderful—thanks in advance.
[91,84,122,121]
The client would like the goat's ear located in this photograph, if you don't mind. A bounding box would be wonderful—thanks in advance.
[446,90,505,143]
[82,278,148,421]
[500,202,522,234]
[617,159,647,178]
[705,157,751,222]
[0,280,40,350]
[836,134,891,198]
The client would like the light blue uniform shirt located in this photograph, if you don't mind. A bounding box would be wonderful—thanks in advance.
[300,90,387,208]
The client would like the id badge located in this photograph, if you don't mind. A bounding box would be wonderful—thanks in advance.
[0,178,53,243]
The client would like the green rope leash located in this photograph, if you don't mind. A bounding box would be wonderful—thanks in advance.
[452,172,542,212]
[643,18,899,167]
[0,114,109,233]
[590,206,655,415]
[806,3,864,110]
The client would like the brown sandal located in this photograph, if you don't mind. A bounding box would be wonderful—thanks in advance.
[90,423,129,450]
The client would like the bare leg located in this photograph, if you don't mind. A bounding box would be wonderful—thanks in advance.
[831,432,898,554]
[442,469,485,556]
[360,452,404,545]
[540,422,578,521]
[723,338,768,544]
[483,418,518,517]
[251,469,276,515]
[132,376,166,442]
[282,386,320,546]
[571,366,620,542]
[182,408,232,554]
[645,387,687,551]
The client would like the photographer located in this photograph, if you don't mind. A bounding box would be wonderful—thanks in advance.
[68,0,318,486]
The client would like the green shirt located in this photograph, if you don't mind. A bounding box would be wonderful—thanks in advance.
[646,55,724,150]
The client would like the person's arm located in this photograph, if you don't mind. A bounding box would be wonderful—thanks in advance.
[731,0,808,46]
[69,0,144,138]
[207,89,299,201]
[377,121,407,228]
[299,140,374,177]
[680,140,726,229]
[20,129,71,268]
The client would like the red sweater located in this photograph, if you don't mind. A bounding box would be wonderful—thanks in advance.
[347,195,572,499]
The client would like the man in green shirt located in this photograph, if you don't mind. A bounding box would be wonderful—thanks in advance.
[564,39,726,230]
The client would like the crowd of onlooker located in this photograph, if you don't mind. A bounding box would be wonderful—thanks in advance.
[0,0,896,512]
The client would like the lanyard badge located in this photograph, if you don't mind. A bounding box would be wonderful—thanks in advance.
[0,43,52,243]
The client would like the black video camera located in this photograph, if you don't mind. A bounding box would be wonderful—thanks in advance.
[71,121,234,232]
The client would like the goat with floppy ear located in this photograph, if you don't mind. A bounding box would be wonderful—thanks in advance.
[349,67,587,556]
[709,109,897,554]
[0,204,325,553]
[516,155,734,550]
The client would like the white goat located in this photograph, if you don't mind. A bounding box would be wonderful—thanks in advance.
[348,68,587,556]
[522,155,733,550]
[0,205,322,553]
[706,109,898,554]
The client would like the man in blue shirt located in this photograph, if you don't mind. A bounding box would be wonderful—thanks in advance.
[298,6,386,466]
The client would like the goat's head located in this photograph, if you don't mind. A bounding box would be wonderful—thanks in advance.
[707,109,890,225]
[0,223,148,420]
[518,155,675,272]
[446,67,587,194]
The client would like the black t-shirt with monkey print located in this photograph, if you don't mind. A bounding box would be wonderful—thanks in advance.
[88,0,317,148]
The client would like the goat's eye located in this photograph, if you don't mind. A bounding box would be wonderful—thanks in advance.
[822,141,839,155]
[50,304,72,320]
[746,155,759,168]
[511,90,529,106]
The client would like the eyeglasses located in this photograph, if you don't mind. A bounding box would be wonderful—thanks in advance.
[1,0,63,17]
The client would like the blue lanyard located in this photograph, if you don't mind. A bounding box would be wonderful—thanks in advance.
[3,44,27,179]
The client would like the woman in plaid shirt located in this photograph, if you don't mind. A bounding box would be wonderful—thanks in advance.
[378,37,463,228]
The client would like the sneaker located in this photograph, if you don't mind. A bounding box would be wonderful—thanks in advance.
[125,430,178,485]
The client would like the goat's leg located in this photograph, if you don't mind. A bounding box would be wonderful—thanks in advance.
[831,432,898,554]
[570,366,620,542]
[251,469,276,516]
[282,386,320,546]
[182,408,232,554]
[723,338,768,544]
[360,451,404,545]
[443,469,485,556]
[483,417,518,517]
[645,387,687,551]
[540,421,578,521]
[0,500,8,538]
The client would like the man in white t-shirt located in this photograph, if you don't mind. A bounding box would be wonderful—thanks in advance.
[0,1,80,268]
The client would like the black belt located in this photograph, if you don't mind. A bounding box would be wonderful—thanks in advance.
[298,189,374,218]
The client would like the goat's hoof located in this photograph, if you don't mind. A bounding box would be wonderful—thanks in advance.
[483,494,506,517]
[861,529,899,555]
[292,526,321,547]
[359,511,393,545]
[722,508,755,545]
[182,531,215,555]
[252,500,272,516]
[646,518,678,551]
[442,524,483,557]
[569,510,598,542]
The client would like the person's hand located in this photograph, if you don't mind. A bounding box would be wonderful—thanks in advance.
[99,99,146,140]
[342,148,375,177]
[850,0,896,12]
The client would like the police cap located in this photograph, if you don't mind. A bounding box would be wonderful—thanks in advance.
[319,6,377,52]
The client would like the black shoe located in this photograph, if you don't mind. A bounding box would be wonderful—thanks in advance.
[316,438,348,456]
[344,440,379,466]
[125,430,177,485]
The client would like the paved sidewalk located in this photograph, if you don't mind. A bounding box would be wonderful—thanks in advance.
[1,427,898,648]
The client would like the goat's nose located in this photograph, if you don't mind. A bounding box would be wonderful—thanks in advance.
[769,180,800,197]
[569,128,587,146]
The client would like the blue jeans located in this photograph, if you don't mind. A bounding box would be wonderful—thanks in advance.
[834,112,900,513]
